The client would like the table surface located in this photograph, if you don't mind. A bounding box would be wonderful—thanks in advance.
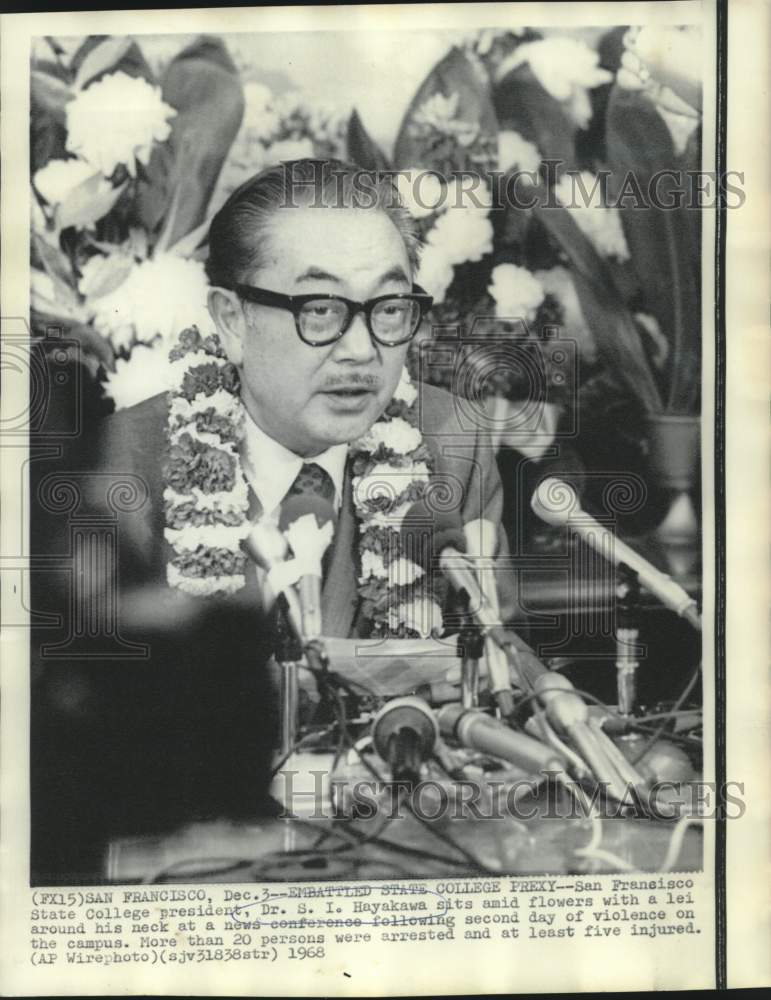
[106,804,702,884]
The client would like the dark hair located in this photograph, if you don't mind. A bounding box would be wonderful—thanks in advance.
[206,158,421,288]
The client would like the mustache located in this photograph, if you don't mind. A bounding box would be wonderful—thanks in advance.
[321,373,382,389]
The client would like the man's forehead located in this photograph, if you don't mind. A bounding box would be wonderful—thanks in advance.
[259,205,411,277]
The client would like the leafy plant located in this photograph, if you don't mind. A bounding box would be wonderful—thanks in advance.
[344,28,701,419]
[30,34,244,392]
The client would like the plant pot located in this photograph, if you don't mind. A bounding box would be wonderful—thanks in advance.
[646,413,700,491]
[646,413,700,546]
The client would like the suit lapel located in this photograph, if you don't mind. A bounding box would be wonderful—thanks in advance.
[321,462,360,637]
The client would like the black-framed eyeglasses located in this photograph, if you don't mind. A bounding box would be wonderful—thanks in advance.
[232,283,433,347]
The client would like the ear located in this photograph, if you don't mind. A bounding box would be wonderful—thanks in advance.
[208,287,246,367]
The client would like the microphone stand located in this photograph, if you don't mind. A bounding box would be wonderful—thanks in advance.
[274,594,304,760]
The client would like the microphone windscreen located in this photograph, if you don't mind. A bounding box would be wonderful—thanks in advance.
[279,494,336,533]
[245,520,288,569]
[530,477,579,527]
[399,500,467,571]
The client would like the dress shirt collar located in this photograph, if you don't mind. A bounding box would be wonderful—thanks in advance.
[240,412,348,521]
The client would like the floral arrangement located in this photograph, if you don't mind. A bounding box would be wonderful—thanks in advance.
[162,327,442,638]
[212,82,349,207]
[346,27,701,428]
[32,27,701,439]
[30,34,246,411]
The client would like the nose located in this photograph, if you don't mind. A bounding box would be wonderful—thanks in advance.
[331,310,378,364]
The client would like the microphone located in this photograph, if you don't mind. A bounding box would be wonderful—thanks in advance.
[280,496,335,642]
[463,518,513,709]
[531,672,634,801]
[437,704,565,776]
[400,502,514,715]
[531,478,701,630]
[244,520,304,637]
[371,696,439,781]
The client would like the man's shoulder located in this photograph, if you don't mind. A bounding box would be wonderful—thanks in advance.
[99,392,169,463]
[414,380,480,440]
[105,391,169,429]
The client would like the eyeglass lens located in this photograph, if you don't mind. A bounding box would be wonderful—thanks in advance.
[298,297,421,344]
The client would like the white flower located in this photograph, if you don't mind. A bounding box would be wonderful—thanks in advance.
[66,71,176,177]
[388,599,443,638]
[393,369,418,406]
[501,38,612,128]
[497,130,542,174]
[386,558,424,587]
[102,340,174,410]
[534,266,596,362]
[412,91,479,145]
[416,244,455,305]
[426,207,494,266]
[360,550,389,580]
[84,253,214,351]
[33,158,107,205]
[488,264,545,322]
[396,169,446,218]
[358,417,422,455]
[413,92,460,130]
[554,172,630,261]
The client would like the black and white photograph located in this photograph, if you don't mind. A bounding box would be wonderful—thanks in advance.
[1,1,769,995]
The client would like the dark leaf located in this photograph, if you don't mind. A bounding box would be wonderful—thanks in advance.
[494,64,577,171]
[531,183,663,413]
[30,57,70,83]
[597,25,628,74]
[135,35,245,249]
[70,35,154,86]
[605,85,700,413]
[30,69,73,171]
[32,232,73,288]
[346,109,391,171]
[73,37,134,91]
[393,46,498,170]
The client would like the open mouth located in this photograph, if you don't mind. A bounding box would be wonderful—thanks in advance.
[321,386,376,410]
[325,387,372,397]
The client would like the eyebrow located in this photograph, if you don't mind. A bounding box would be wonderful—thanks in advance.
[295,265,411,288]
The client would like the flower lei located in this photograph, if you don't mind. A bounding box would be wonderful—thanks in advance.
[162,326,444,638]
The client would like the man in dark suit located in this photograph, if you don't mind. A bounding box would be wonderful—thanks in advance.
[31,159,518,882]
[100,159,515,637]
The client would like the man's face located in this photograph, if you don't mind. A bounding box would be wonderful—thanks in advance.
[225,207,412,457]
